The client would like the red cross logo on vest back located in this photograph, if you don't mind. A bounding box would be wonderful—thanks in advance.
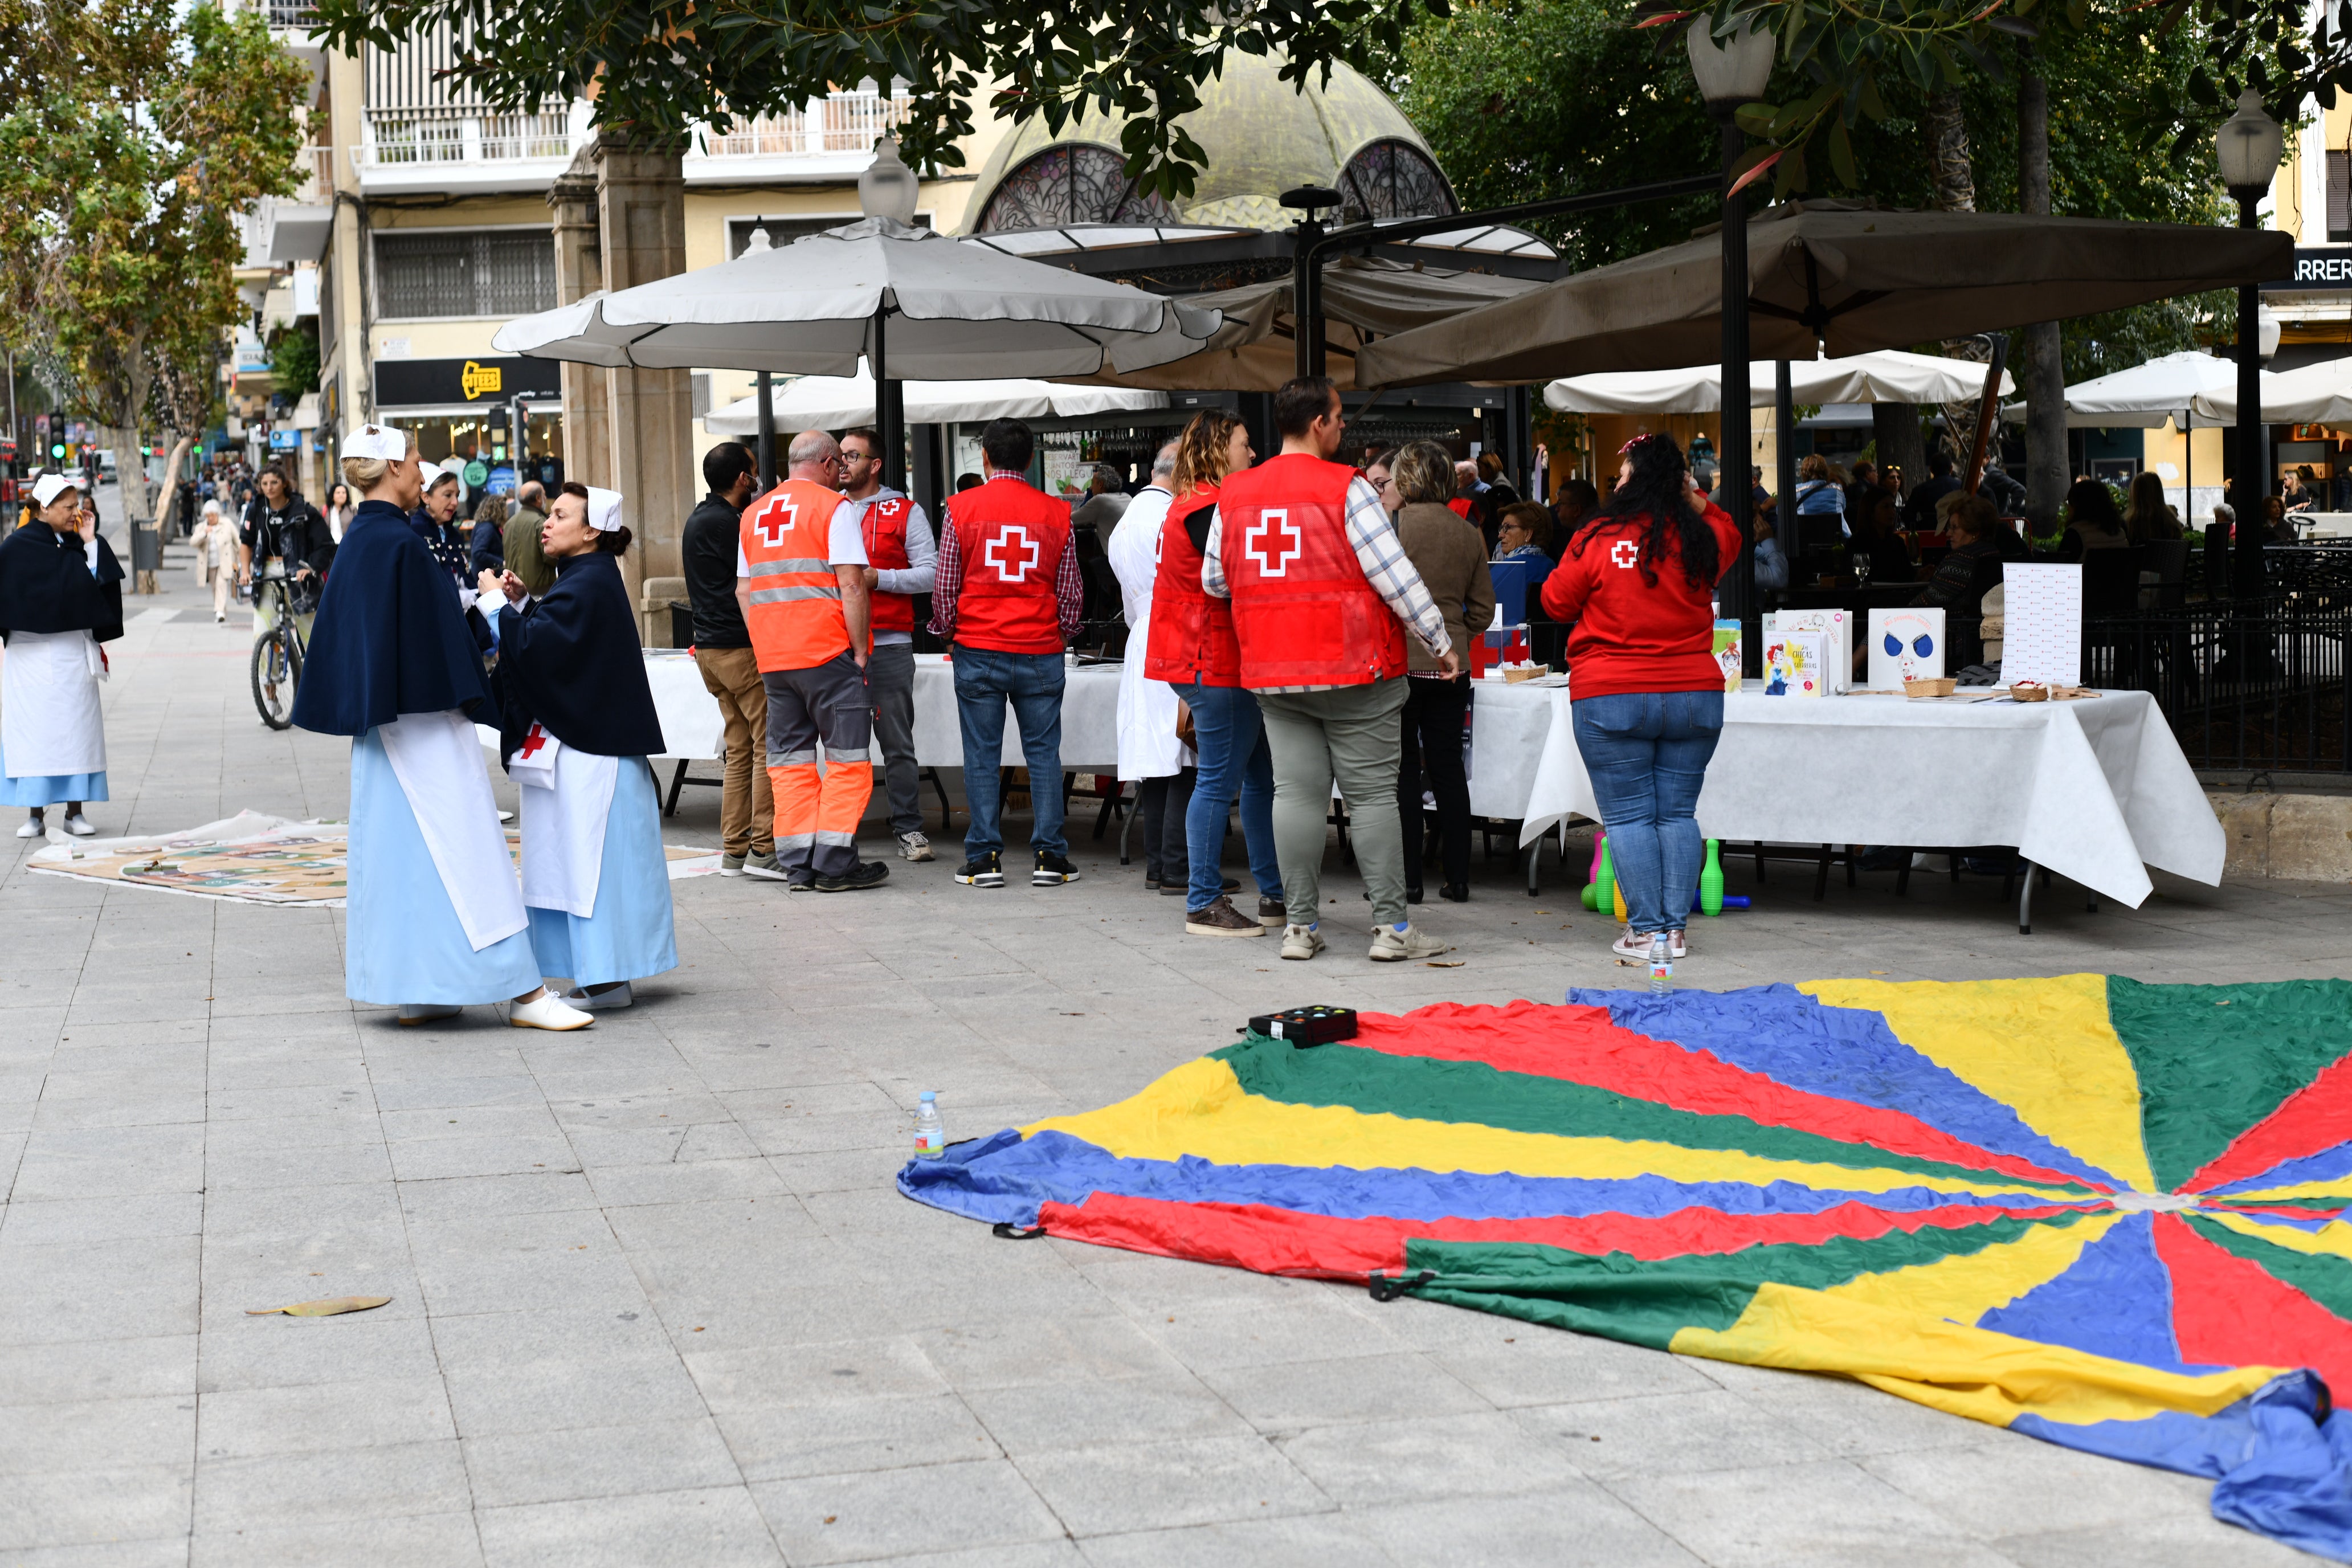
[753,499,799,549]
[1611,538,1641,570]
[983,524,1040,582]
[519,723,550,760]
[1244,509,1302,577]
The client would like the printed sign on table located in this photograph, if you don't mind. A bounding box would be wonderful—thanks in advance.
[2002,563,2083,687]
[1867,607,1946,689]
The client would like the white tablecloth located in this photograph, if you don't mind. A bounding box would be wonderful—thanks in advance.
[1465,683,2223,907]
[912,653,1122,771]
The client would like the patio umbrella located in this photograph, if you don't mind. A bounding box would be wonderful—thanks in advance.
[1353,199,2293,387]
[2004,350,2275,430]
[2192,356,2352,425]
[1545,350,2012,414]
[491,215,1222,380]
[1065,254,1541,392]
[703,369,1170,435]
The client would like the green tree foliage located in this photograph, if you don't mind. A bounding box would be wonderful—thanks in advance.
[1396,0,2227,379]
[0,0,307,539]
[268,322,321,398]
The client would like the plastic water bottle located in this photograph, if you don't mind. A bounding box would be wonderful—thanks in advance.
[1647,933,1673,995]
[913,1091,945,1159]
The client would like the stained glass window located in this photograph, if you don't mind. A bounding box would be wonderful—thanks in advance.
[978,145,1179,231]
[1337,140,1457,224]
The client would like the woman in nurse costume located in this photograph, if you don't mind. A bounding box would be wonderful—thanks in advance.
[291,424,593,1032]
[480,483,677,1010]
[0,472,124,839]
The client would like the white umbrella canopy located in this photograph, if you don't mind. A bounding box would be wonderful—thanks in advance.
[2023,349,2269,429]
[2191,356,2352,426]
[704,369,1169,435]
[1545,351,2011,414]
[491,216,1222,379]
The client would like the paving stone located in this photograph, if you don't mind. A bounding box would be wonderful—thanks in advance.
[188,1510,484,1568]
[750,1458,1067,1565]
[475,1485,782,1568]
[191,1438,469,1532]
[462,1416,742,1506]
[1015,1434,1332,1536]
[713,1391,1001,1481]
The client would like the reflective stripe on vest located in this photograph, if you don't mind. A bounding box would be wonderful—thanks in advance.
[740,479,851,670]
[1216,454,1406,688]
[1144,486,1242,688]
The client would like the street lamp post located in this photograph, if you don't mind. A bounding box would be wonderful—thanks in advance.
[1687,17,1775,667]
[2218,89,2284,602]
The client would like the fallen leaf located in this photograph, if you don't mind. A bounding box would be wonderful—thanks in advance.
[1425,960,1465,968]
[245,1296,390,1317]
[823,1516,837,1525]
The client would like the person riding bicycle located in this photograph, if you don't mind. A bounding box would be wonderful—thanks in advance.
[239,464,333,705]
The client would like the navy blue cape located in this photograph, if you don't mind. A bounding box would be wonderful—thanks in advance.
[291,500,495,736]
[0,522,124,643]
[493,549,665,763]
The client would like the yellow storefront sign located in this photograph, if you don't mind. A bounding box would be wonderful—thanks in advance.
[460,361,503,399]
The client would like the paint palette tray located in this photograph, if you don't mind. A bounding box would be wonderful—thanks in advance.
[1247,1006,1359,1047]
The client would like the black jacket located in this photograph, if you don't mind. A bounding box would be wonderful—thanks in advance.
[241,492,337,577]
[681,491,750,648]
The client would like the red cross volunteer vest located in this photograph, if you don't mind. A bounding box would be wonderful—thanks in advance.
[948,476,1068,655]
[1215,454,1406,688]
[1144,485,1242,688]
[740,477,851,671]
[859,493,916,635]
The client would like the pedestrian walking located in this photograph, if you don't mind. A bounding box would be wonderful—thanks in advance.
[322,481,354,544]
[738,430,887,893]
[1389,440,1495,905]
[0,472,121,839]
[467,492,510,579]
[1145,411,1285,937]
[291,424,591,1031]
[503,480,554,597]
[835,426,939,864]
[1540,433,1741,963]
[481,485,679,1010]
[1107,440,1194,894]
[189,498,235,621]
[1202,376,1456,962]
[682,442,779,879]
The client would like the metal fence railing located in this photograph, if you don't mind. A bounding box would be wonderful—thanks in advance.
[2086,598,2351,773]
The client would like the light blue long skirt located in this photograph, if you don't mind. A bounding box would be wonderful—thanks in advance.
[525,756,677,989]
[346,726,542,1006]
[0,764,107,806]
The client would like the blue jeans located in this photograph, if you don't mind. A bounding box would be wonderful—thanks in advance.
[1572,690,1724,937]
[952,645,1067,861]
[1174,681,1283,914]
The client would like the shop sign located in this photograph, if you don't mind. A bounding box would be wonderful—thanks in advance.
[373,355,562,406]
[2273,248,2352,289]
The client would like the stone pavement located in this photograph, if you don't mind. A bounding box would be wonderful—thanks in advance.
[2,500,2346,1566]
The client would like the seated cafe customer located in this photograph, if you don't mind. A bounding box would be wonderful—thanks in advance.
[1910,493,2005,614]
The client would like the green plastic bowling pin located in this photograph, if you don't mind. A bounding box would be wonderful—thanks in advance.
[1700,838,1725,917]
[1594,836,1615,919]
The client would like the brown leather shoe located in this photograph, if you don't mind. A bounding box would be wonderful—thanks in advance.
[1256,896,1287,928]
[1185,896,1264,937]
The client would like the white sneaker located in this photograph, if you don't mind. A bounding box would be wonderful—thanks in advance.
[15,817,42,839]
[556,981,634,1010]
[62,815,96,837]
[397,1003,462,1026]
[898,830,934,863]
[1280,923,1325,961]
[1669,929,1688,960]
[1369,922,1452,962]
[509,991,595,1031]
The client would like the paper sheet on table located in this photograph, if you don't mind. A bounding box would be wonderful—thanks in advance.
[2002,564,2082,687]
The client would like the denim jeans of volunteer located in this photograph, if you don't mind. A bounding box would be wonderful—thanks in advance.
[865,642,923,836]
[1173,681,1283,914]
[1570,689,1725,938]
[952,644,1068,860]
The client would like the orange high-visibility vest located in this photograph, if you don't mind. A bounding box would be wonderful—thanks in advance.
[740,478,851,671]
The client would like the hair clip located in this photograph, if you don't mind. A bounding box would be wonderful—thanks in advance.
[1618,434,1659,456]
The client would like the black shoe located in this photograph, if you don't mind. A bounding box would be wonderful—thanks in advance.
[1440,883,1468,903]
[784,873,817,893]
[1158,880,1187,896]
[816,860,891,892]
[1222,876,1241,892]
[956,851,1004,888]
[1144,876,1163,891]
[1034,850,1081,885]
[1406,884,1424,905]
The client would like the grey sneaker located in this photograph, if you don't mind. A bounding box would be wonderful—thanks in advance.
[1279,923,1325,961]
[720,854,747,877]
[1369,922,1452,963]
[740,852,790,882]
[897,830,934,862]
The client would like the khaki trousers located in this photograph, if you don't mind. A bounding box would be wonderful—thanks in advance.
[695,645,774,858]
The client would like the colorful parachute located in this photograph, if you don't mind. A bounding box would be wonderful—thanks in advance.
[902,976,2352,1559]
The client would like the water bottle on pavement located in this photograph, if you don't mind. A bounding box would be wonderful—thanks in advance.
[1648,933,1673,995]
[913,1091,946,1159]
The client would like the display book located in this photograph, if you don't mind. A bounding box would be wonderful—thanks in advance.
[1757,607,1851,697]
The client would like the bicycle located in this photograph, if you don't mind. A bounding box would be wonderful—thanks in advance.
[249,565,314,730]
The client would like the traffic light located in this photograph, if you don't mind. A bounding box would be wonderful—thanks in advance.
[49,442,63,459]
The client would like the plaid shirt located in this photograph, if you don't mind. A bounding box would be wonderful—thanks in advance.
[925,483,1084,647]
[1202,474,1450,692]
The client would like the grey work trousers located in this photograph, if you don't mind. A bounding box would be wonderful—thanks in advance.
[865,642,924,837]
[1254,678,1411,928]
[761,652,873,880]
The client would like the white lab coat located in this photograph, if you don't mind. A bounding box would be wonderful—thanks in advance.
[1106,486,1188,782]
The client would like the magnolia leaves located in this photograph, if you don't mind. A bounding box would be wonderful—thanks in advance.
[244,1296,392,1317]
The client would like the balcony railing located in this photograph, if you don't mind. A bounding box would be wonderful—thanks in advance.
[697,90,910,159]
[356,108,583,170]
[288,144,332,203]
[267,0,315,26]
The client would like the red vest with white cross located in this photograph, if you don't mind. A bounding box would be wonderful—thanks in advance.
[1215,454,1406,688]
[859,493,917,635]
[1144,485,1242,688]
[947,475,1069,655]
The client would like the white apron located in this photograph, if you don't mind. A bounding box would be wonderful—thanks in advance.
[377,708,529,952]
[508,723,619,918]
[1,629,107,778]
[1107,496,1187,781]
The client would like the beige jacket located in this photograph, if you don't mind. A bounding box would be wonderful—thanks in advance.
[1393,501,1497,674]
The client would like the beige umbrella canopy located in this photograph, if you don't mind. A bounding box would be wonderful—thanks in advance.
[1353,200,2294,389]
[1069,254,1542,391]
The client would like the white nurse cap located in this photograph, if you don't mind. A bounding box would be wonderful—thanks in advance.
[31,472,81,508]
[586,487,624,532]
[345,423,409,460]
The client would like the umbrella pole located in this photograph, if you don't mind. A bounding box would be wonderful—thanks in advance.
[756,371,777,491]
[1962,335,2009,495]
[875,305,906,493]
